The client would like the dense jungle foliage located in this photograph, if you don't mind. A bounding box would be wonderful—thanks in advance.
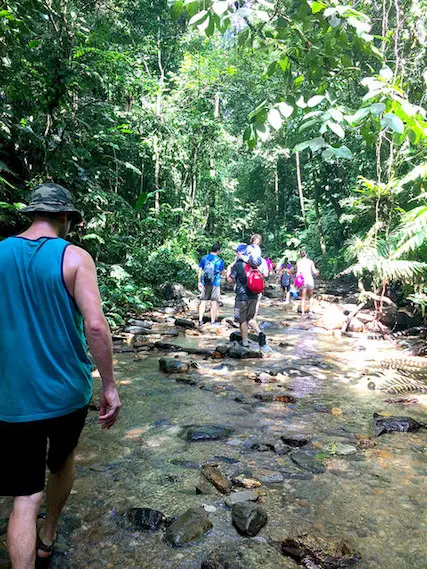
[1,0,427,324]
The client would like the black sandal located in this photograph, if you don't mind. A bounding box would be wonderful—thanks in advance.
[36,519,57,558]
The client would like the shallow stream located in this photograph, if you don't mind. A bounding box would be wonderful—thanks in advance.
[1,293,426,569]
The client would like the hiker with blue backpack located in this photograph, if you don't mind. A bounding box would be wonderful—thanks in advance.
[198,242,225,327]
[227,245,266,348]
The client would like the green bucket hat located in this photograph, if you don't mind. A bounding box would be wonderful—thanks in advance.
[22,183,83,224]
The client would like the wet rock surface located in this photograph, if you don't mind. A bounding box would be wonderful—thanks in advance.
[159,357,190,374]
[231,501,268,537]
[179,425,234,442]
[201,465,232,494]
[164,507,213,547]
[125,507,167,531]
[373,413,426,436]
[202,542,298,569]
[279,533,361,568]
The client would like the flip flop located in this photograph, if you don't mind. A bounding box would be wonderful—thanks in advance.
[36,519,57,558]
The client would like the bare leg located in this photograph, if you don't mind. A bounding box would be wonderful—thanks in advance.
[301,289,307,315]
[198,300,206,324]
[309,290,315,312]
[8,491,43,569]
[240,321,249,345]
[248,318,260,334]
[286,290,291,303]
[210,301,218,324]
[38,452,75,558]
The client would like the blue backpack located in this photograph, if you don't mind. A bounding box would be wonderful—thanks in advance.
[203,258,217,285]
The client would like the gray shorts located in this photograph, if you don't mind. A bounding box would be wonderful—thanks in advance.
[234,298,258,323]
[201,285,220,302]
[302,284,314,291]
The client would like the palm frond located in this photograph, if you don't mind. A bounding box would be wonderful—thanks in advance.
[393,205,427,257]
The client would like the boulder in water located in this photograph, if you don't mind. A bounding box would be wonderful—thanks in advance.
[179,425,234,442]
[175,318,196,329]
[227,344,262,359]
[159,358,190,374]
[231,501,268,537]
[164,507,212,547]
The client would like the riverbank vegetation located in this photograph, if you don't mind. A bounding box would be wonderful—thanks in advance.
[1,0,427,324]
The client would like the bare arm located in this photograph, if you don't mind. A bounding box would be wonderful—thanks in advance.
[197,267,203,291]
[66,246,121,429]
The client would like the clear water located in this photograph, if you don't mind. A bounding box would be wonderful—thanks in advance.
[1,294,426,568]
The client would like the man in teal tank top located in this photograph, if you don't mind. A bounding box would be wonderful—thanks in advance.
[0,184,121,569]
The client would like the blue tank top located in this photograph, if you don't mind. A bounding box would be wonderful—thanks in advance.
[0,236,93,422]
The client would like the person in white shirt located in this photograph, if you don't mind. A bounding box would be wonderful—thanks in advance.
[296,249,319,316]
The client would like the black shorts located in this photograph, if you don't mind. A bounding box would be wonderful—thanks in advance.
[0,406,88,496]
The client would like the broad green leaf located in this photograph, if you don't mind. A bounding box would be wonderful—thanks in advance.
[311,1,326,14]
[212,1,229,16]
[307,95,324,108]
[255,10,270,22]
[332,145,353,159]
[170,0,184,20]
[296,96,306,108]
[27,39,41,48]
[267,61,277,76]
[299,118,319,132]
[309,137,327,151]
[293,140,312,153]
[278,57,290,72]
[256,124,271,142]
[268,108,282,130]
[249,99,268,120]
[381,113,405,134]
[347,17,371,34]
[294,136,326,152]
[329,108,344,122]
[370,103,385,116]
[189,9,208,25]
[379,66,393,81]
[278,102,293,118]
[344,107,370,123]
[327,121,345,139]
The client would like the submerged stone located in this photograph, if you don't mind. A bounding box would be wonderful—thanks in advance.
[159,358,190,374]
[231,501,268,537]
[179,425,234,442]
[164,507,213,547]
[281,435,311,448]
[224,490,259,507]
[279,533,360,568]
[202,542,298,569]
[290,452,326,474]
[201,464,232,495]
[126,507,166,531]
[373,413,426,437]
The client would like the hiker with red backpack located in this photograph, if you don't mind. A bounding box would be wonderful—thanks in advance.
[198,242,225,327]
[227,245,266,348]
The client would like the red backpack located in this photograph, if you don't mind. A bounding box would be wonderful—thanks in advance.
[244,264,265,294]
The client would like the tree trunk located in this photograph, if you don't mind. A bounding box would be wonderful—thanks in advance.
[274,165,279,213]
[314,185,326,255]
[154,25,165,214]
[295,152,306,226]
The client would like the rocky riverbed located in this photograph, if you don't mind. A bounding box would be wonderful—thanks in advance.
[0,287,426,569]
